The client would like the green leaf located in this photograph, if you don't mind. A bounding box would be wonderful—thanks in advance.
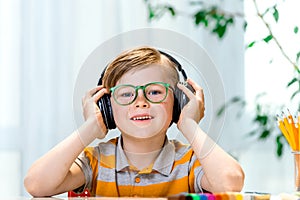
[287,77,298,87]
[294,26,299,34]
[291,89,300,100]
[276,135,284,157]
[262,7,270,17]
[259,129,270,139]
[269,59,273,64]
[213,24,226,38]
[216,105,225,116]
[255,103,261,113]
[255,92,267,99]
[230,96,243,103]
[263,35,273,43]
[166,6,176,16]
[227,18,234,25]
[148,5,155,20]
[194,10,207,25]
[272,7,279,22]
[248,130,257,136]
[247,41,256,48]
[190,1,204,6]
[296,51,300,63]
[254,115,268,125]
[243,21,248,31]
[216,96,246,117]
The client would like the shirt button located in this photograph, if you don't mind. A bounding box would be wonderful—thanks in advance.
[135,177,141,183]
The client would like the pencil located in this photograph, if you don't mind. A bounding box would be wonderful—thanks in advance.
[277,118,294,150]
[278,110,300,191]
[287,109,299,150]
[298,112,300,151]
[282,112,296,150]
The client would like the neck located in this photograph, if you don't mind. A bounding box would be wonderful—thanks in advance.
[121,134,166,170]
[124,148,161,170]
[122,134,166,153]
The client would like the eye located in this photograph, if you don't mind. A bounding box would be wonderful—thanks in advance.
[148,90,162,96]
[115,86,135,98]
[120,92,134,98]
[146,84,165,96]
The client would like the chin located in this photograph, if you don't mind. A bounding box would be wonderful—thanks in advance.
[120,127,167,140]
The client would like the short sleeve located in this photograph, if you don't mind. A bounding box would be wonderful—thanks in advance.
[74,147,96,192]
[189,153,204,193]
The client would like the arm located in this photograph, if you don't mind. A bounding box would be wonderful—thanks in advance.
[177,79,245,193]
[24,86,108,197]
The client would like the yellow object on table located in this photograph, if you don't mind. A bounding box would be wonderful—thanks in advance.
[277,110,300,192]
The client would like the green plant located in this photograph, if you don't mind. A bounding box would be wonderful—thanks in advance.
[144,0,240,38]
[143,0,300,157]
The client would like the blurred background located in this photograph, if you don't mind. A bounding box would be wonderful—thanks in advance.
[1,0,299,197]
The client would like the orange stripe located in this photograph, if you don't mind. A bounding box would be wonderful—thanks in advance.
[95,181,119,197]
[95,176,189,197]
[99,154,116,168]
[172,149,193,169]
[172,150,201,171]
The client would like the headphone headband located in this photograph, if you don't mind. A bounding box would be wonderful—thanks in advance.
[158,50,188,80]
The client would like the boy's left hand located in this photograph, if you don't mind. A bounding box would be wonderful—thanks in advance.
[176,78,205,128]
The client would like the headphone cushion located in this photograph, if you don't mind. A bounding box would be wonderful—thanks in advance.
[97,94,116,129]
[172,83,195,123]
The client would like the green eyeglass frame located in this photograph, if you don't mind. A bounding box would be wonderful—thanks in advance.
[110,82,173,106]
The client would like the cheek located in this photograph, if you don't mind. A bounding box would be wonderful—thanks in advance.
[111,99,126,121]
[162,96,174,119]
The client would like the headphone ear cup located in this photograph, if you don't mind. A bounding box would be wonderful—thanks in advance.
[172,86,183,123]
[97,94,116,129]
[172,83,195,124]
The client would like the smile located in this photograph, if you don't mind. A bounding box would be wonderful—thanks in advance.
[131,116,153,121]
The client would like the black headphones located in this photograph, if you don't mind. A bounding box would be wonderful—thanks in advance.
[97,50,195,130]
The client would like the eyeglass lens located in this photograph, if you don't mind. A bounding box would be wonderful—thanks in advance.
[113,83,168,105]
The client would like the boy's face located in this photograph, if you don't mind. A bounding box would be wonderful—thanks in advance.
[111,65,174,139]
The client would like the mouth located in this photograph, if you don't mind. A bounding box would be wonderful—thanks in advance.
[130,115,154,121]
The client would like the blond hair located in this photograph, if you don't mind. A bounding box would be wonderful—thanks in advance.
[102,46,179,89]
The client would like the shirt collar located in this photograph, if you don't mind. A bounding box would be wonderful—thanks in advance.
[152,138,175,176]
[115,136,175,176]
[116,136,130,172]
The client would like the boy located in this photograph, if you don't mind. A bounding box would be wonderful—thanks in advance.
[24,46,244,197]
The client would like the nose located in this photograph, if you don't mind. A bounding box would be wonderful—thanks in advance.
[134,89,149,108]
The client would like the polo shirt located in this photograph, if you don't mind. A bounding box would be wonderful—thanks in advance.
[75,136,203,197]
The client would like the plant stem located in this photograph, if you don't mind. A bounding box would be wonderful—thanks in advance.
[252,0,300,72]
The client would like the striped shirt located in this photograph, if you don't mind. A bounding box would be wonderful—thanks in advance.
[75,136,203,197]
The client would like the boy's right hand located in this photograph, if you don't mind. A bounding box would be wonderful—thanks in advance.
[81,85,109,140]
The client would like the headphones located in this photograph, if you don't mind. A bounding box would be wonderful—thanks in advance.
[97,50,195,130]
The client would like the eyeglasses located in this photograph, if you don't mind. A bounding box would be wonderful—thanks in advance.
[110,82,173,106]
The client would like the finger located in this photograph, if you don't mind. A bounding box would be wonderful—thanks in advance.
[186,78,200,91]
[82,86,104,106]
[87,85,104,97]
[187,78,204,102]
[92,88,109,102]
[177,82,195,100]
[187,79,205,119]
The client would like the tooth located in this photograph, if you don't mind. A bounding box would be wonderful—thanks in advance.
[132,116,152,120]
